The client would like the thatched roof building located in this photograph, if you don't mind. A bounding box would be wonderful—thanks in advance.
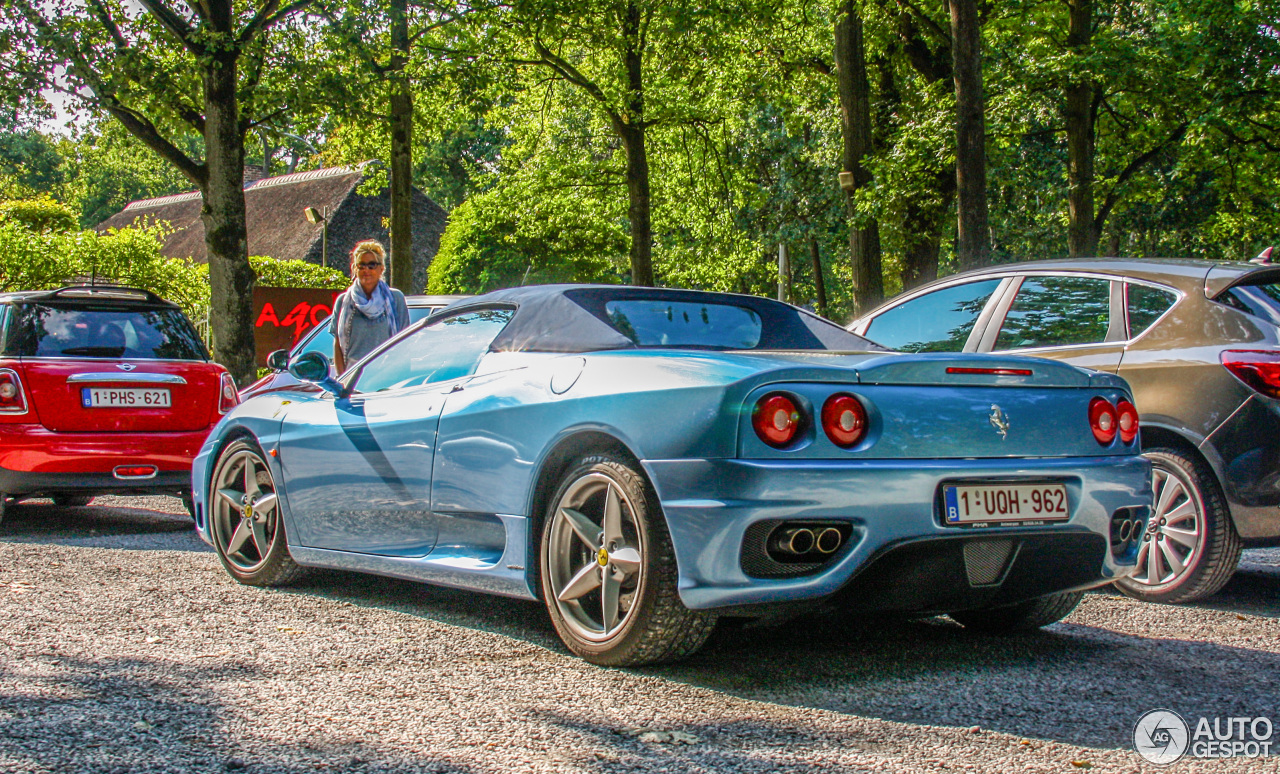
[95,163,447,293]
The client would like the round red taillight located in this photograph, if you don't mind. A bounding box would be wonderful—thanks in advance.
[1116,399,1139,444]
[753,393,802,448]
[821,394,867,448]
[1089,397,1118,445]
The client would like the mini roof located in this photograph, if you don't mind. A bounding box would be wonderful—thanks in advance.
[0,285,179,308]
[435,284,883,354]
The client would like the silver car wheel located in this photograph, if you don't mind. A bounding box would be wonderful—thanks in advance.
[545,472,645,644]
[211,446,282,574]
[1131,461,1203,587]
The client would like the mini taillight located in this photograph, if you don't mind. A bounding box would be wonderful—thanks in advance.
[218,372,239,414]
[114,465,157,479]
[821,394,867,448]
[1116,399,1139,444]
[0,368,26,413]
[1221,350,1280,400]
[1089,397,1118,445]
[752,393,803,448]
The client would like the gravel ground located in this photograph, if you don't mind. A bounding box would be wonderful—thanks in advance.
[1,496,1277,773]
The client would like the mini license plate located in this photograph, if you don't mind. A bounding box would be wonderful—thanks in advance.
[943,483,1069,525]
[81,387,171,408]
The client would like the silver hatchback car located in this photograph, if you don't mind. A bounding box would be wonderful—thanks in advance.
[851,257,1280,604]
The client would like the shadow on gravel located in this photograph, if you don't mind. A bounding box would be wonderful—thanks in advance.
[0,654,479,773]
[269,568,1280,752]
[531,708,894,769]
[651,610,1280,751]
[0,500,209,552]
[279,569,559,650]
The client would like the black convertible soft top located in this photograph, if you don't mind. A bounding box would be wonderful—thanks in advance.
[432,284,887,354]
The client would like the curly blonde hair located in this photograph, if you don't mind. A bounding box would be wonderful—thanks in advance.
[349,239,386,277]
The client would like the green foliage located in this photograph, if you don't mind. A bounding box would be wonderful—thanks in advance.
[249,255,348,289]
[0,198,78,233]
[0,221,208,317]
[428,191,622,294]
[63,120,195,228]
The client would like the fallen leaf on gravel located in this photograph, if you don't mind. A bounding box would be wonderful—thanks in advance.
[276,626,305,633]
[1236,614,1247,620]
[1071,760,1092,769]
[668,732,700,745]
[145,636,162,644]
[1019,740,1031,746]
[133,721,153,732]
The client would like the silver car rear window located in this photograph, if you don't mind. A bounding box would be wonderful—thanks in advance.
[1217,282,1280,328]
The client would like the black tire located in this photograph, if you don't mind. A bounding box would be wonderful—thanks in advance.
[1115,447,1242,604]
[539,454,716,666]
[209,438,307,587]
[949,591,1084,633]
[53,495,93,508]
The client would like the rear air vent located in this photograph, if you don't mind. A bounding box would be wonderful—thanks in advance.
[962,539,1017,586]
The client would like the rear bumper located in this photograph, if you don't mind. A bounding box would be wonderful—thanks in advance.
[0,424,212,496]
[1202,394,1280,540]
[644,454,1152,612]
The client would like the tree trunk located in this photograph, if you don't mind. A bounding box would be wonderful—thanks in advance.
[948,0,991,270]
[809,238,827,317]
[835,0,883,314]
[1065,0,1098,257]
[201,49,256,386]
[620,2,654,286]
[388,0,415,290]
[902,172,956,290]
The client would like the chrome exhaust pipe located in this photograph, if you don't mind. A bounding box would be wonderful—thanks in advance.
[1115,518,1135,543]
[814,527,843,554]
[770,527,815,555]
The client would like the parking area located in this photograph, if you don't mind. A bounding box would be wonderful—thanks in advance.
[1,497,1277,773]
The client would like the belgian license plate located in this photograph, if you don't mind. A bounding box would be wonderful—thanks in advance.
[943,483,1069,524]
[81,387,171,408]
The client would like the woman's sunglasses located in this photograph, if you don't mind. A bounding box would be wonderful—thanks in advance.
[357,261,382,269]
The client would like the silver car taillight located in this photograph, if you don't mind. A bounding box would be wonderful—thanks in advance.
[1221,350,1280,400]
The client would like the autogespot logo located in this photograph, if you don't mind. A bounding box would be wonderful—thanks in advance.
[1134,709,1190,764]
[1134,709,1275,764]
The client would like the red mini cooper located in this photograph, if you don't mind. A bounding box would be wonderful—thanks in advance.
[0,285,236,521]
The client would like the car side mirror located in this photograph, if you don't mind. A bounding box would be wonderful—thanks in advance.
[288,351,346,397]
[266,349,290,372]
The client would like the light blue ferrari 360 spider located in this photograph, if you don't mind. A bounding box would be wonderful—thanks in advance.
[193,285,1152,665]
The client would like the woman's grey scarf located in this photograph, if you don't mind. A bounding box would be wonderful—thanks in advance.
[341,280,400,350]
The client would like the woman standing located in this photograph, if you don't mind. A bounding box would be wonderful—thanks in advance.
[331,240,410,373]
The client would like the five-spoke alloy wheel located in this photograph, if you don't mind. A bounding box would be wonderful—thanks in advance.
[210,439,305,586]
[541,454,714,666]
[1116,447,1241,604]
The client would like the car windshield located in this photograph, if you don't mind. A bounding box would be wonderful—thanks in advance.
[4,303,208,360]
[292,304,439,358]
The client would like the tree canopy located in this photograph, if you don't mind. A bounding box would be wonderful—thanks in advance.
[0,0,1275,343]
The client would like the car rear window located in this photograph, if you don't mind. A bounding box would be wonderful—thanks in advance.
[604,300,763,349]
[4,303,209,360]
[1217,281,1280,328]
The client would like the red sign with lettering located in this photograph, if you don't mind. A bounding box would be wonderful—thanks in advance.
[251,287,344,366]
